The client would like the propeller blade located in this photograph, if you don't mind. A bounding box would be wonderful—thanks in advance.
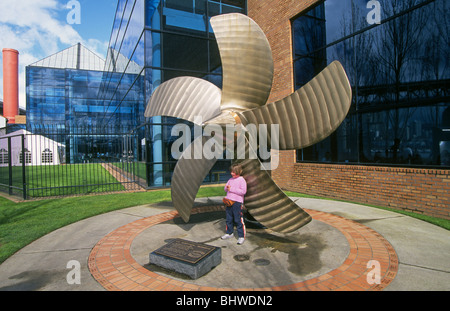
[238,61,352,150]
[145,76,222,125]
[233,134,312,233]
[239,158,312,233]
[210,13,274,112]
[171,136,219,222]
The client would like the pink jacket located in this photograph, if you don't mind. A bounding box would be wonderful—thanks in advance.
[225,176,247,203]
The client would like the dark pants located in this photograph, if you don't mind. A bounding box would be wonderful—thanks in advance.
[225,202,246,238]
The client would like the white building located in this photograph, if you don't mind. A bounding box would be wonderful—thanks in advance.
[0,129,65,167]
[0,116,6,136]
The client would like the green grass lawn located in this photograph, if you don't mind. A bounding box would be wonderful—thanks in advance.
[0,187,448,265]
[1,163,125,198]
[0,186,224,264]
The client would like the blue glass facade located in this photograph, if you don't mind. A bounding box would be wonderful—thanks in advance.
[26,50,144,132]
[26,68,109,128]
[26,67,68,128]
[294,0,449,167]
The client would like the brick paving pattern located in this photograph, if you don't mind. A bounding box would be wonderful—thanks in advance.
[88,206,398,291]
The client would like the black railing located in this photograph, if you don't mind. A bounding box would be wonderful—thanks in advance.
[0,126,143,199]
[0,133,27,198]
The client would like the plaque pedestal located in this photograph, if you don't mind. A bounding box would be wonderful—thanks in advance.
[149,239,221,279]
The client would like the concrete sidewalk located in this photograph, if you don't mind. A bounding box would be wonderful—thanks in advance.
[0,197,448,291]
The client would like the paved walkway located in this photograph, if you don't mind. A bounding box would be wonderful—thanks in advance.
[0,197,449,291]
[101,163,146,191]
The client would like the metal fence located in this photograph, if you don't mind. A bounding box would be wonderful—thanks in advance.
[0,126,144,199]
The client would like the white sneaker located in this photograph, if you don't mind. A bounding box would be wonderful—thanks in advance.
[237,237,245,245]
[221,233,234,240]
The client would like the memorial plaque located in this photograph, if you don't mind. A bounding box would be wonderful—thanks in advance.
[149,239,221,279]
[153,239,217,264]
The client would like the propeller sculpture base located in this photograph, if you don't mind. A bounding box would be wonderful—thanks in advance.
[150,239,222,280]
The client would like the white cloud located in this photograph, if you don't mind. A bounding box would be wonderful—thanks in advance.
[0,0,82,49]
[0,0,108,109]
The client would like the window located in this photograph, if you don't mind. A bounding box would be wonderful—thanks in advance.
[293,0,449,167]
[0,149,8,164]
[42,148,53,163]
[20,149,32,164]
[292,2,326,89]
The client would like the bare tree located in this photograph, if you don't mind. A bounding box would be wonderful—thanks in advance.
[421,0,449,81]
[292,6,327,86]
[373,0,429,161]
[332,1,378,87]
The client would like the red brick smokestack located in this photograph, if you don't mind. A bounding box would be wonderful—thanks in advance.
[2,48,19,124]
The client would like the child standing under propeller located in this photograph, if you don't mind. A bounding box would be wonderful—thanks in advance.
[221,163,247,245]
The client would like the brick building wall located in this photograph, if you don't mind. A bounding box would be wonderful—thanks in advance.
[247,0,450,220]
[287,164,450,220]
[248,0,320,102]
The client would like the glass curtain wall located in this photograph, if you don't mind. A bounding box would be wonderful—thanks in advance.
[26,43,108,131]
[26,67,67,128]
[99,0,246,187]
[27,67,106,128]
[26,65,132,165]
[294,0,449,167]
[145,0,246,187]
[97,0,146,131]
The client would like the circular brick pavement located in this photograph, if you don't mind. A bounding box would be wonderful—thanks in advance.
[88,206,398,291]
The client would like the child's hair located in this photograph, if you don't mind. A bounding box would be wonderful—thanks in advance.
[230,163,243,176]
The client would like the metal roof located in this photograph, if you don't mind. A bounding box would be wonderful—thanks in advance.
[28,43,105,71]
